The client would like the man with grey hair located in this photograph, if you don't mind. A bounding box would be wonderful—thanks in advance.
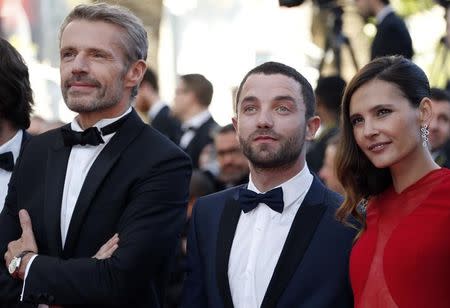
[0,3,191,308]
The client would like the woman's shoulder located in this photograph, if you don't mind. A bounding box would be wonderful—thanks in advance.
[425,168,450,204]
[432,168,450,187]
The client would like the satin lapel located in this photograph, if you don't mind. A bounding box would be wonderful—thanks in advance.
[44,125,71,256]
[216,189,242,308]
[62,111,145,258]
[261,178,327,308]
[21,130,31,147]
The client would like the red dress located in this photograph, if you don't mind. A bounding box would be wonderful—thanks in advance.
[350,168,450,308]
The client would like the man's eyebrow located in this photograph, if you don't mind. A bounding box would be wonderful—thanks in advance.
[273,95,296,103]
[240,96,258,104]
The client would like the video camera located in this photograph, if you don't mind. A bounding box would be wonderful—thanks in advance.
[279,0,358,75]
[279,0,338,9]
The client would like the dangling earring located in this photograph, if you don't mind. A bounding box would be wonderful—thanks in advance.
[421,124,429,148]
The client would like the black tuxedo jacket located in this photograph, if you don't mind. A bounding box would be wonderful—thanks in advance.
[20,130,31,149]
[182,177,357,308]
[371,11,413,60]
[182,116,218,169]
[152,105,181,144]
[0,110,192,307]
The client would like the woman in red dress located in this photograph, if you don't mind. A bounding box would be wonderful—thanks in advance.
[335,56,450,308]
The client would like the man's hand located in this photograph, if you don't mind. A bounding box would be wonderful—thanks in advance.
[4,209,38,279]
[93,233,119,260]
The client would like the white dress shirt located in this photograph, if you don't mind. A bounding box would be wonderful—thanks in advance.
[22,108,132,304]
[179,109,212,149]
[228,164,313,308]
[0,130,23,212]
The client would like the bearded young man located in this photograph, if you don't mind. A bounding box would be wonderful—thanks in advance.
[182,62,357,308]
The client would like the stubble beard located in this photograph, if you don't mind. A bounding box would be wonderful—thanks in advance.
[62,72,125,113]
[239,128,305,170]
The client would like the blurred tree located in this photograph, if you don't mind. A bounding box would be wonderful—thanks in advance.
[392,0,436,17]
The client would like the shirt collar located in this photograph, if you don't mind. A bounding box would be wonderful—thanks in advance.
[71,107,132,134]
[0,130,23,165]
[182,109,211,131]
[247,163,313,212]
[148,100,166,120]
[376,5,393,25]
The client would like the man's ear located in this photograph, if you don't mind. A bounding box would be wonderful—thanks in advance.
[232,116,239,142]
[419,97,433,126]
[124,60,147,89]
[305,115,321,141]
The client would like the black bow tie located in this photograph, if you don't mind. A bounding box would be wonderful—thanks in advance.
[61,126,103,147]
[0,152,14,172]
[61,113,129,147]
[238,187,284,213]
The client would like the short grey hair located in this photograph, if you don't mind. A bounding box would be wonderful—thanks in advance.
[59,2,148,97]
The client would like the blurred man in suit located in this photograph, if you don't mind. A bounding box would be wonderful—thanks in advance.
[182,62,356,308]
[428,88,450,167]
[306,75,346,173]
[135,68,181,143]
[318,134,345,195]
[213,124,249,191]
[172,74,218,168]
[0,3,191,307]
[355,0,413,60]
[0,38,33,212]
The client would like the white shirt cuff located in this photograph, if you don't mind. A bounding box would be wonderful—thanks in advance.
[20,254,38,301]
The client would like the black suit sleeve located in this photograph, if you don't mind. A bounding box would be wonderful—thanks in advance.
[181,200,208,308]
[16,153,191,306]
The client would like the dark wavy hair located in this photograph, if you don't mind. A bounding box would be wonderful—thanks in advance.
[335,56,431,227]
[0,38,33,129]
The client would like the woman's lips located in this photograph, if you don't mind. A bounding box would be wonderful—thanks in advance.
[368,141,391,152]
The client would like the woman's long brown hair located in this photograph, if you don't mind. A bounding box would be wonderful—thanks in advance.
[335,56,431,236]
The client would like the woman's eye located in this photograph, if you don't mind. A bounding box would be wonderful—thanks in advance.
[377,108,392,116]
[351,117,363,126]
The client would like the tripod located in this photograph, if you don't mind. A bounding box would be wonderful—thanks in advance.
[318,5,358,76]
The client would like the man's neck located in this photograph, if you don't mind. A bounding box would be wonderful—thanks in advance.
[77,102,130,129]
[249,158,304,192]
[374,3,390,20]
[182,106,208,124]
[0,120,19,146]
[319,111,337,129]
